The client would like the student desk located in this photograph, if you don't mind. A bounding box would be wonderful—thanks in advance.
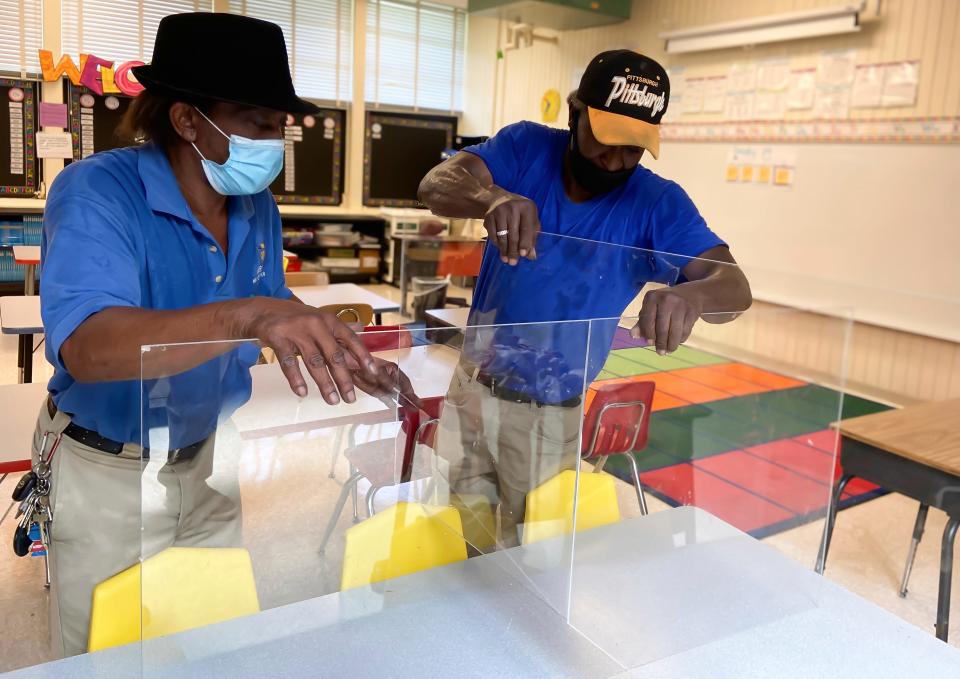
[0,296,43,384]
[294,283,400,325]
[817,398,960,641]
[13,245,41,296]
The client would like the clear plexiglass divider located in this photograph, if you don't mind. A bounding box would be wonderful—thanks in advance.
[568,304,852,671]
[136,320,599,675]
[110,232,853,676]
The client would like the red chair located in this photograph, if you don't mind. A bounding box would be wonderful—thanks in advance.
[360,325,413,352]
[581,381,656,515]
[320,396,444,554]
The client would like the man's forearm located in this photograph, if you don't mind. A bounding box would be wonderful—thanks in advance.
[418,162,509,219]
[679,268,753,323]
[63,298,257,382]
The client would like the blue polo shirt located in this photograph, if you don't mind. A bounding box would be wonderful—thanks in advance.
[41,143,291,448]
[461,121,725,403]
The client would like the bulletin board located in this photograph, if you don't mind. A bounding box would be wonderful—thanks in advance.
[363,112,456,207]
[0,78,38,196]
[65,82,134,161]
[271,108,345,205]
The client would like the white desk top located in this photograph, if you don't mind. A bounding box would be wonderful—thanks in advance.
[12,245,40,265]
[294,284,400,314]
[0,382,46,465]
[0,296,43,334]
[10,507,960,678]
[233,344,459,439]
[425,307,470,328]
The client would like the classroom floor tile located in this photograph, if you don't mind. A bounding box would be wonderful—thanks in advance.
[639,462,795,534]
[641,372,732,404]
[701,362,806,391]
[670,365,772,396]
[694,450,833,515]
[612,347,697,372]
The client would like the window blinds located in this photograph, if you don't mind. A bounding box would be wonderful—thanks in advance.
[366,0,465,111]
[0,0,43,75]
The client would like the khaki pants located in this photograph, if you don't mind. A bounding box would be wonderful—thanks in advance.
[434,365,582,548]
[33,402,243,658]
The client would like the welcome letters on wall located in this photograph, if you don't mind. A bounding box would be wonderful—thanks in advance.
[37,50,144,97]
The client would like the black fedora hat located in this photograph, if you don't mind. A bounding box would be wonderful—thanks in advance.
[132,12,319,114]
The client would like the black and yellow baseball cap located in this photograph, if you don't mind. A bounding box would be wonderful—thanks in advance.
[577,50,670,159]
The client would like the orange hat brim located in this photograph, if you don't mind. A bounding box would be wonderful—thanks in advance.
[587,107,661,159]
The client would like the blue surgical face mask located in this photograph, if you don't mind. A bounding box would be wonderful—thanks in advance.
[191,108,284,196]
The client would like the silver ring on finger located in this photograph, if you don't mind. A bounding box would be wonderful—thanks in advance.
[496,230,509,237]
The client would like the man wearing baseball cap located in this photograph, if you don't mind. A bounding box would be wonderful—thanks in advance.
[36,13,407,656]
[419,50,751,547]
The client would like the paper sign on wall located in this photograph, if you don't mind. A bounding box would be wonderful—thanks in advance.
[35,130,73,158]
[703,77,726,113]
[882,61,920,107]
[38,102,68,128]
[851,64,884,108]
[727,62,758,92]
[817,49,857,87]
[787,69,816,110]
[683,78,705,114]
[814,87,850,119]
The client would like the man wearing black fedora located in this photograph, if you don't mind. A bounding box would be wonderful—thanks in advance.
[35,13,401,655]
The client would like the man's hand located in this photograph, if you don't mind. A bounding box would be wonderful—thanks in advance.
[227,297,380,404]
[484,191,541,266]
[350,358,422,411]
[631,287,703,355]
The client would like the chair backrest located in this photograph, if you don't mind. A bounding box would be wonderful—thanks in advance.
[285,271,330,287]
[88,547,260,652]
[397,396,444,482]
[340,502,467,590]
[581,380,655,459]
[318,303,374,326]
[361,325,413,352]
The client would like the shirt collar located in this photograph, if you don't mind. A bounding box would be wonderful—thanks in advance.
[137,142,257,222]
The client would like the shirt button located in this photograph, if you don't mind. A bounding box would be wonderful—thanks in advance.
[214,275,223,283]
[209,245,218,253]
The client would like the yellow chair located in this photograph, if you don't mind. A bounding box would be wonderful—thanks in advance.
[522,470,621,545]
[318,302,374,327]
[88,547,260,652]
[340,502,467,590]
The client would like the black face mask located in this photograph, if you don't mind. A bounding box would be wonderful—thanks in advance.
[568,110,637,195]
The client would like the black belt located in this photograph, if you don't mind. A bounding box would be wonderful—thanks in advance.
[46,397,207,462]
[474,371,581,409]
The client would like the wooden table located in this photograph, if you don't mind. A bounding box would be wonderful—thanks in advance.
[13,245,40,296]
[294,283,400,325]
[817,398,960,641]
[0,296,42,383]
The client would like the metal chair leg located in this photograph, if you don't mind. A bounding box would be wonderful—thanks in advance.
[328,425,349,480]
[816,474,853,574]
[319,471,363,554]
[366,485,381,518]
[349,463,360,523]
[622,453,648,516]
[935,516,960,642]
[899,503,929,598]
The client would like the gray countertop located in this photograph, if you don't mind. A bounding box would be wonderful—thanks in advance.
[7,507,959,678]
